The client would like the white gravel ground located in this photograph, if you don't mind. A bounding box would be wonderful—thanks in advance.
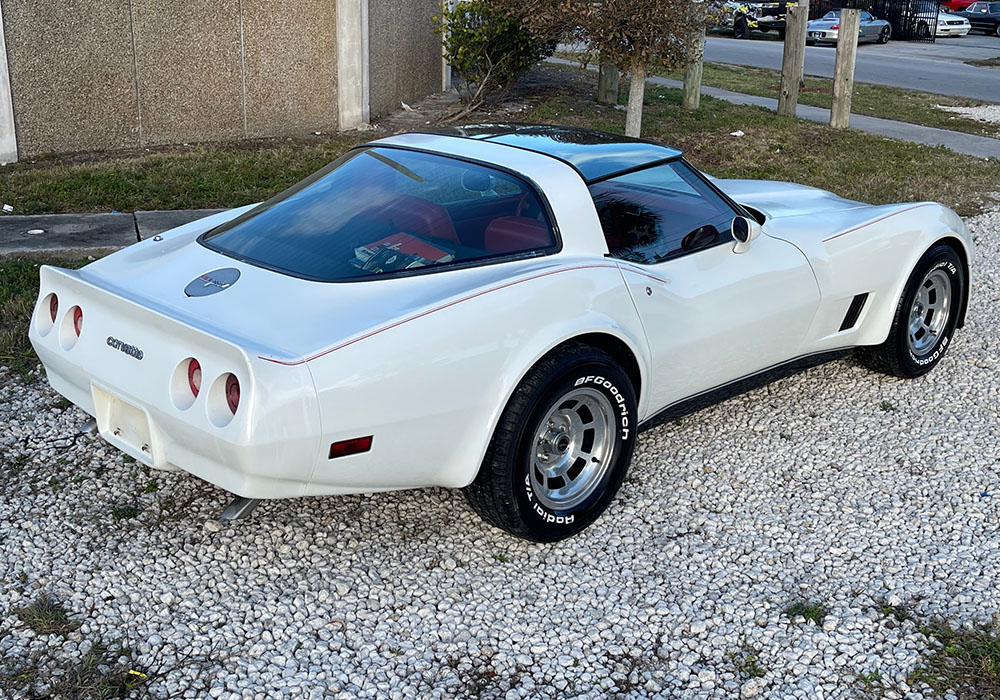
[1,206,998,700]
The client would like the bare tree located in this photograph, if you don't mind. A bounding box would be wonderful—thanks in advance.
[574,0,703,136]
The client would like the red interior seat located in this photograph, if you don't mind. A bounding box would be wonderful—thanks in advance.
[369,194,460,245]
[483,217,554,254]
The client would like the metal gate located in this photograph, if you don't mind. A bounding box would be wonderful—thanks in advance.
[809,0,938,41]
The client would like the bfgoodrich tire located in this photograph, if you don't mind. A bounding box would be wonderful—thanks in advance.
[463,343,637,542]
[858,244,965,379]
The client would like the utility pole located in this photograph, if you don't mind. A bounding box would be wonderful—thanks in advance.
[777,0,809,117]
[830,8,860,128]
[597,60,619,105]
[682,25,706,111]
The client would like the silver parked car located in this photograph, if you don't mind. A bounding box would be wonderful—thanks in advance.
[807,9,892,44]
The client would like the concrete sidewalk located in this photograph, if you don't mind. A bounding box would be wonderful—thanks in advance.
[549,57,1000,160]
[0,208,224,255]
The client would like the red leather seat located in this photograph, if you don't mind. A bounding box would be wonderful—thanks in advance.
[483,217,554,254]
[369,194,460,245]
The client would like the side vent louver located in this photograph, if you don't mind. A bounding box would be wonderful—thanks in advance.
[839,293,869,332]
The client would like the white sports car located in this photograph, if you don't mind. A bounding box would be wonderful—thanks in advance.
[29,126,972,541]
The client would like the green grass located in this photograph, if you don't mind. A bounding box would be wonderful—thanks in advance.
[0,255,92,381]
[0,133,365,215]
[785,601,828,624]
[555,52,998,137]
[12,592,80,636]
[523,66,1000,217]
[910,623,1000,699]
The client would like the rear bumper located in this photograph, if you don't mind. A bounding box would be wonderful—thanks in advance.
[807,28,840,41]
[29,266,324,500]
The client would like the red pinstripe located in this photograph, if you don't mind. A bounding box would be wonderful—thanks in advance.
[822,203,932,243]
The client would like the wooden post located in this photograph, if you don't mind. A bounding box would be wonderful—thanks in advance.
[597,61,620,105]
[777,2,808,117]
[682,26,706,111]
[830,8,860,129]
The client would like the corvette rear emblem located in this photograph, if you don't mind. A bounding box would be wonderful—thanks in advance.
[106,336,143,360]
[185,268,241,297]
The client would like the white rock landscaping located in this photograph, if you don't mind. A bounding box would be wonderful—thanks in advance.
[1,205,998,699]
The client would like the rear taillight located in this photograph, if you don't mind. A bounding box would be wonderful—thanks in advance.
[73,307,83,336]
[831,23,839,28]
[49,294,59,322]
[188,359,202,397]
[225,374,240,414]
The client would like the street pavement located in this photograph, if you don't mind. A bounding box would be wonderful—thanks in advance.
[704,33,1000,101]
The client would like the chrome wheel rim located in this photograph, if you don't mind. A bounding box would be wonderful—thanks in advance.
[907,268,951,356]
[530,387,615,511]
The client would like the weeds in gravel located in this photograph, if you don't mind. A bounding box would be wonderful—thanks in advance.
[785,601,828,625]
[880,604,913,624]
[910,622,1000,700]
[111,504,139,521]
[730,641,766,679]
[13,592,80,636]
[880,401,896,412]
[143,478,159,494]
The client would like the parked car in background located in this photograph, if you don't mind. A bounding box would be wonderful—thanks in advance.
[807,9,893,44]
[961,1,1000,33]
[936,8,973,34]
[940,0,974,10]
[28,126,973,542]
[728,0,791,39]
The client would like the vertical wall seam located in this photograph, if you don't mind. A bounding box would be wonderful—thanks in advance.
[237,0,248,138]
[0,0,20,162]
[127,0,143,147]
[360,0,369,124]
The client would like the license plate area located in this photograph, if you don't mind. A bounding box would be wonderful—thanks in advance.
[92,385,153,463]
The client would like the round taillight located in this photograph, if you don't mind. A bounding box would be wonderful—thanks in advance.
[49,294,59,322]
[188,359,202,397]
[73,307,83,337]
[225,374,240,414]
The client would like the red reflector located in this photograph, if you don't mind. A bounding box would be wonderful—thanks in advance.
[49,294,58,322]
[73,307,83,336]
[225,373,240,414]
[188,359,202,397]
[328,436,373,459]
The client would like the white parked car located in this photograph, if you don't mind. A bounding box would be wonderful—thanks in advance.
[29,126,973,541]
[936,9,973,35]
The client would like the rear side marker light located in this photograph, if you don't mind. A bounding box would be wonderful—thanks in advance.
[225,374,240,414]
[329,436,373,459]
[73,307,83,336]
[188,359,202,397]
[49,294,59,322]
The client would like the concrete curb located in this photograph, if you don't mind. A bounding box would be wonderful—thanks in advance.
[0,208,226,255]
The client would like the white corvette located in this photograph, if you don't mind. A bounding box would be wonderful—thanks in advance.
[29,126,972,541]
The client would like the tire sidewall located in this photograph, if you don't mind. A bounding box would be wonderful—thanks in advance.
[511,360,636,541]
[896,248,964,374]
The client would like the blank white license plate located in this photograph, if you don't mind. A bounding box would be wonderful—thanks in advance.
[94,386,152,457]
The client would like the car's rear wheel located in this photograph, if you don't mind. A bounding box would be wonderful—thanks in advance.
[734,17,750,39]
[858,244,964,378]
[777,27,787,40]
[878,25,892,43]
[463,343,637,542]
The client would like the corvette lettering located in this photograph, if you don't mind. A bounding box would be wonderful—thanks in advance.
[106,336,144,360]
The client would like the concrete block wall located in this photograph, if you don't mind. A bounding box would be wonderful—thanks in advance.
[0,0,442,161]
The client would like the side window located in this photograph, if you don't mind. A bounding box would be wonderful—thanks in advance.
[588,161,739,265]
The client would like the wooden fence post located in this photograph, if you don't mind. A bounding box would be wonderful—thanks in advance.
[682,26,706,111]
[777,2,808,117]
[597,61,620,105]
[830,9,859,128]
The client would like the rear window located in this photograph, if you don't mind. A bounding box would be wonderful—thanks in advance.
[202,147,557,281]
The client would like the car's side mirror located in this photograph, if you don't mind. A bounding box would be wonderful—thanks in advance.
[731,216,762,254]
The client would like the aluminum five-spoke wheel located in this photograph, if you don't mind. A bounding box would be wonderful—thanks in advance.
[530,387,614,511]
[907,268,951,356]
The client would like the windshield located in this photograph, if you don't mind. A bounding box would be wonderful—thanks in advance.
[822,10,839,17]
[202,147,557,281]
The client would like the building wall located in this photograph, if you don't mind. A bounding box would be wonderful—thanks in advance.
[368,0,442,119]
[1,0,438,158]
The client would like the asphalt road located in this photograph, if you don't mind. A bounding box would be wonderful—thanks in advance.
[705,32,1000,101]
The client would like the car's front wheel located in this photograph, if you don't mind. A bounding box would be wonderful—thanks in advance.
[859,243,965,378]
[464,343,637,542]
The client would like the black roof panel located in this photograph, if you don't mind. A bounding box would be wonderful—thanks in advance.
[429,124,683,182]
